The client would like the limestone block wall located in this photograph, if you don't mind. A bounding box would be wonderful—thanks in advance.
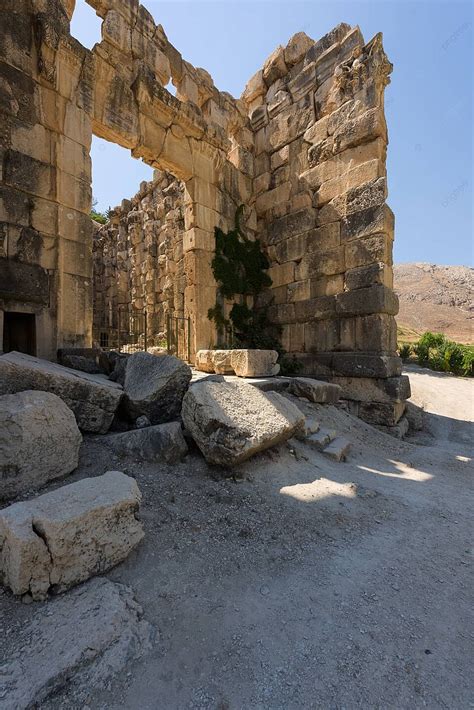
[93,170,186,344]
[0,0,94,359]
[1,0,253,360]
[239,26,405,422]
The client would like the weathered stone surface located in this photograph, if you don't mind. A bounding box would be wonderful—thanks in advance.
[0,390,81,501]
[330,353,402,378]
[324,436,351,461]
[0,471,144,600]
[196,349,215,373]
[211,350,234,375]
[181,380,304,465]
[335,284,399,316]
[0,578,155,709]
[102,422,188,464]
[333,375,411,403]
[0,352,123,434]
[230,349,280,377]
[358,400,406,426]
[123,352,192,424]
[288,377,341,403]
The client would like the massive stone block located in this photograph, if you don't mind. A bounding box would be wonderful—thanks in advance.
[0,390,82,501]
[0,352,123,433]
[182,380,304,465]
[0,471,144,600]
[0,578,155,709]
[123,351,192,423]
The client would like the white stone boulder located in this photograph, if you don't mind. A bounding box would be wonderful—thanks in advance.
[0,351,123,433]
[0,577,155,709]
[0,390,82,501]
[230,349,280,377]
[103,421,188,464]
[123,351,192,424]
[0,471,144,600]
[288,377,341,404]
[181,380,304,465]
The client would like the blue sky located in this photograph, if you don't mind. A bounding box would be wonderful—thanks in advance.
[71,0,473,267]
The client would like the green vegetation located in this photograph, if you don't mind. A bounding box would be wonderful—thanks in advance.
[90,198,111,225]
[208,206,302,375]
[399,331,473,377]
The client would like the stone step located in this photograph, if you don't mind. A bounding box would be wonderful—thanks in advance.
[323,436,351,462]
[306,427,337,450]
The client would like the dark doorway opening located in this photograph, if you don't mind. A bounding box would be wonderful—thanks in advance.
[3,312,36,355]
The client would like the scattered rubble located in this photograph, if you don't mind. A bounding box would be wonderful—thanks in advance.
[0,352,123,434]
[0,577,155,710]
[181,379,305,465]
[0,471,144,600]
[123,352,192,424]
[0,390,82,500]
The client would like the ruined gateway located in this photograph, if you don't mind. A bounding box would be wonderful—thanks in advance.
[0,0,409,426]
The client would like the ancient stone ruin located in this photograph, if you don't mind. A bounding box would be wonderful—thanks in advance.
[1,0,407,427]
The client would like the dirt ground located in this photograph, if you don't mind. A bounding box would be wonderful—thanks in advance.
[1,366,473,709]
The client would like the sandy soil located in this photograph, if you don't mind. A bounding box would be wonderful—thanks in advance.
[1,367,473,709]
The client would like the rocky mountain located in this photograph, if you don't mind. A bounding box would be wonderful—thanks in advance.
[393,263,473,343]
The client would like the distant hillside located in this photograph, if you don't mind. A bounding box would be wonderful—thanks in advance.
[393,263,473,344]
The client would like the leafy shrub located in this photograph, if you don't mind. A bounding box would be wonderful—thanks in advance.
[398,343,412,361]
[412,331,473,377]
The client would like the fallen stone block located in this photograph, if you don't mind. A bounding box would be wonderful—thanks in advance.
[230,349,280,377]
[0,471,144,600]
[288,377,341,403]
[212,350,234,374]
[0,390,82,501]
[295,415,321,440]
[123,351,192,424]
[102,422,188,464]
[0,577,155,710]
[195,350,215,373]
[181,380,305,465]
[306,428,337,450]
[0,351,123,434]
[323,436,351,462]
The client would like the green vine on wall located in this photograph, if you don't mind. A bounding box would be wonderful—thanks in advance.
[207,206,302,377]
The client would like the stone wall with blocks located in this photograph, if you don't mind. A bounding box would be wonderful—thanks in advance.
[1,2,405,423]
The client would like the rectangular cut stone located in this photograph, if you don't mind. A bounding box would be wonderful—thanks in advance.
[230,349,279,377]
[331,353,402,378]
[335,284,399,316]
[0,352,123,433]
[331,375,411,403]
[341,203,394,243]
[268,208,316,245]
[333,108,387,154]
[268,261,295,287]
[345,233,393,269]
[358,401,406,426]
[288,377,341,403]
[296,247,345,280]
[345,262,392,290]
[0,471,143,600]
[316,159,383,207]
[355,314,397,352]
[294,295,336,322]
